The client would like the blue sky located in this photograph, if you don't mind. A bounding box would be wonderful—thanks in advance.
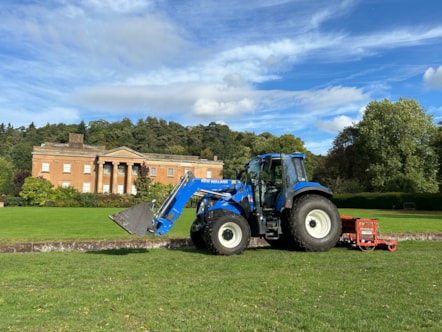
[1,0,442,155]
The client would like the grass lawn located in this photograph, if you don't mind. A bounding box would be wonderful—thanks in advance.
[0,241,441,331]
[0,207,441,244]
[0,207,441,330]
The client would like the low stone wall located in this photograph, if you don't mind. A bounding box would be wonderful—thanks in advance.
[0,234,440,253]
[0,237,269,253]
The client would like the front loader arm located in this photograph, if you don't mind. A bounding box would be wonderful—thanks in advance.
[109,172,238,236]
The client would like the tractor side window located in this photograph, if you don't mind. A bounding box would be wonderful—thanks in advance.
[273,164,283,187]
[294,158,307,182]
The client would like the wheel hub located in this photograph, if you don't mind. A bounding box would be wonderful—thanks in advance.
[222,229,234,241]
[304,209,332,239]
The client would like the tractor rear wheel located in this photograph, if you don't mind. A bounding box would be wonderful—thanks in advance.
[205,214,251,255]
[190,218,208,249]
[288,194,341,252]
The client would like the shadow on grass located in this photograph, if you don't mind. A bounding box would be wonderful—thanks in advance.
[172,248,213,255]
[173,246,275,256]
[86,248,149,255]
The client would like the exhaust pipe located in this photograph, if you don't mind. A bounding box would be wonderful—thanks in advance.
[109,201,156,236]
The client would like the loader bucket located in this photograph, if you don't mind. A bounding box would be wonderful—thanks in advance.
[109,202,155,236]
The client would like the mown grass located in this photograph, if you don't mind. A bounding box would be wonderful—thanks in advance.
[0,207,441,244]
[0,207,441,331]
[0,242,440,331]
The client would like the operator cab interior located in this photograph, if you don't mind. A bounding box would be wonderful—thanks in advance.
[245,154,308,211]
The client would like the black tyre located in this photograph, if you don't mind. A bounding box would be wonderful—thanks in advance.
[205,214,251,255]
[288,195,341,252]
[190,218,207,249]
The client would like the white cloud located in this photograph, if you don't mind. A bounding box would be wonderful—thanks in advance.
[423,66,442,89]
[294,86,368,111]
[316,115,355,134]
[81,0,153,13]
[193,98,255,117]
[1,0,441,156]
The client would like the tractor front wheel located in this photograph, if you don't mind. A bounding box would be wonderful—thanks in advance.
[206,214,251,255]
[288,194,341,252]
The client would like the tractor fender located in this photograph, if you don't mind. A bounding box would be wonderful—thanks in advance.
[208,200,245,216]
[283,185,333,209]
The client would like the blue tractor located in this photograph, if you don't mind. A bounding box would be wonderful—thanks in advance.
[109,153,342,255]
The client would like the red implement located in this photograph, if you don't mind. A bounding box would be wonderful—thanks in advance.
[340,216,397,252]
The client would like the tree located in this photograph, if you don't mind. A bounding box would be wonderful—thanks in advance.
[433,121,442,189]
[222,145,252,179]
[19,177,54,206]
[0,156,14,194]
[202,122,235,160]
[9,142,33,170]
[359,98,438,192]
[134,162,152,201]
[317,126,369,193]
[12,170,32,196]
[133,162,173,204]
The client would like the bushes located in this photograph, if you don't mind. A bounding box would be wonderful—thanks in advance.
[333,192,442,210]
[2,196,27,206]
[15,177,160,208]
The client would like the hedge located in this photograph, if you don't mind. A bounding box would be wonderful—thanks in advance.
[332,192,442,210]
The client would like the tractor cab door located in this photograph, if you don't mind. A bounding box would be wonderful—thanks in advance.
[245,153,311,212]
[246,155,283,210]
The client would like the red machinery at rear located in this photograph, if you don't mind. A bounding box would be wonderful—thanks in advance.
[340,216,397,252]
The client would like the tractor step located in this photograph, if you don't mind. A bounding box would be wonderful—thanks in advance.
[265,218,280,240]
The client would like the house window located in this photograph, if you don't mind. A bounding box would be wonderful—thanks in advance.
[84,164,91,174]
[206,170,212,179]
[42,162,50,173]
[63,163,71,173]
[167,168,174,177]
[103,184,110,193]
[117,185,124,194]
[62,181,70,188]
[131,185,137,195]
[118,165,125,175]
[132,165,139,176]
[103,164,111,175]
[83,182,91,193]
[150,167,157,176]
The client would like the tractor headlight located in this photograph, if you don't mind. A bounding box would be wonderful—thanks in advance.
[197,199,206,214]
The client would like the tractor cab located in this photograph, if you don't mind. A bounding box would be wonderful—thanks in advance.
[244,153,308,213]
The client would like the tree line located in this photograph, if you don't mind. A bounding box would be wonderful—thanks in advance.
[0,98,441,197]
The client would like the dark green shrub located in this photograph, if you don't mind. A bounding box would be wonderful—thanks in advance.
[78,193,99,207]
[333,192,442,210]
[2,196,27,206]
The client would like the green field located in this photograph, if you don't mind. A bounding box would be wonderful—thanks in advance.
[0,207,441,331]
[0,242,441,331]
[0,207,441,244]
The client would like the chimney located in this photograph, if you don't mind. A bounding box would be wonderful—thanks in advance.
[69,133,84,149]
